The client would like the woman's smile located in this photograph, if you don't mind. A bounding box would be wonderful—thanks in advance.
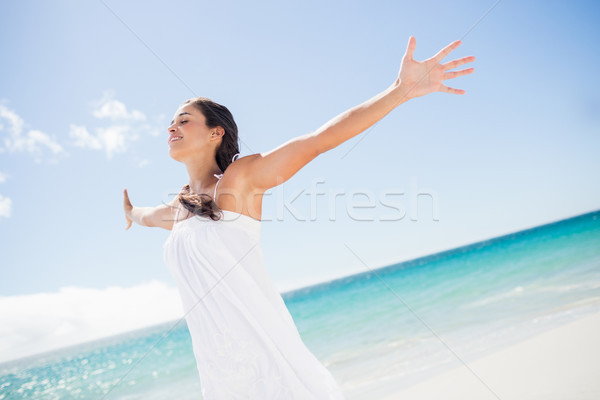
[168,135,183,144]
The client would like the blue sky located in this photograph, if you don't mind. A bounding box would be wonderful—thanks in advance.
[0,0,599,361]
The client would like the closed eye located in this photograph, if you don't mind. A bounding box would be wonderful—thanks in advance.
[167,120,187,130]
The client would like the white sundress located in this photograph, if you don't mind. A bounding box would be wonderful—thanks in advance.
[163,173,346,399]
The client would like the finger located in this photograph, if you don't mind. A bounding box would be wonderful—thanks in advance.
[404,36,416,60]
[433,39,461,62]
[441,84,466,95]
[443,67,475,80]
[124,189,131,203]
[442,55,476,71]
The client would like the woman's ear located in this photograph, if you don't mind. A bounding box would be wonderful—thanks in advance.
[211,128,225,139]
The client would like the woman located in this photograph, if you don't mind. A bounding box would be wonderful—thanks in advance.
[123,36,475,399]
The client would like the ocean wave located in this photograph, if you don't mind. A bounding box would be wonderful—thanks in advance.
[463,280,600,309]
[536,281,600,294]
[463,286,525,308]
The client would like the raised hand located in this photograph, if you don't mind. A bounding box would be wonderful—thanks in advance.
[123,188,133,230]
[396,36,475,99]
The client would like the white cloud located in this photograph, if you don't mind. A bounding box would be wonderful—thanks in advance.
[68,124,102,150]
[0,171,9,183]
[0,105,67,163]
[97,125,136,159]
[68,123,137,159]
[0,280,184,364]
[0,94,159,163]
[0,194,11,219]
[138,159,149,168]
[68,92,157,160]
[0,105,24,136]
[92,98,146,121]
[26,130,65,155]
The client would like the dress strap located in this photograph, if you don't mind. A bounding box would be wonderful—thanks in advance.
[213,173,223,199]
[174,184,188,223]
[174,200,182,222]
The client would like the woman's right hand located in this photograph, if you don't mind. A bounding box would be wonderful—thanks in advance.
[395,36,475,99]
[123,188,133,230]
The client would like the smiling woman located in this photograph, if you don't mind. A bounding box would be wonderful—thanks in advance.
[167,98,242,221]
[122,35,475,399]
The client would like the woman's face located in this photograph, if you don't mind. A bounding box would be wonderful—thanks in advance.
[167,104,214,161]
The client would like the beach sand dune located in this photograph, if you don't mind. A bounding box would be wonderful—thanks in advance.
[381,312,600,400]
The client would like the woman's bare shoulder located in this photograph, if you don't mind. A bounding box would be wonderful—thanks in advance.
[222,154,260,182]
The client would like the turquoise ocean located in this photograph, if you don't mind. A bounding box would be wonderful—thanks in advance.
[1,210,599,399]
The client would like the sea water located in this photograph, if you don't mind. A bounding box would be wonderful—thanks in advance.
[1,210,599,399]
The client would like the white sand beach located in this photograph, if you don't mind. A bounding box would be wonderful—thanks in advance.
[378,312,600,400]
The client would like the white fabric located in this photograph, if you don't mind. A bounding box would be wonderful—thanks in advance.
[163,187,346,399]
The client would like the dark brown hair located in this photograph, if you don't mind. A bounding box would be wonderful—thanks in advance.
[176,97,240,221]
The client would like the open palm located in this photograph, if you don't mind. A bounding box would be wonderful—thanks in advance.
[397,36,475,99]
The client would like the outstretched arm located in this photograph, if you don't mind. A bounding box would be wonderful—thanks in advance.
[313,37,476,153]
[123,188,177,230]
[243,36,475,191]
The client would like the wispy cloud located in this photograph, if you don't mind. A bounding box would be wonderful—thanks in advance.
[68,123,139,160]
[92,95,146,121]
[0,94,162,164]
[0,280,183,364]
[0,171,11,220]
[0,105,67,164]
[68,91,161,159]
[0,194,11,219]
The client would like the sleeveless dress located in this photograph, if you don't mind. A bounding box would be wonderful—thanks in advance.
[163,173,346,399]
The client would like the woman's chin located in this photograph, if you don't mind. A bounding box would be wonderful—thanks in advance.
[168,148,184,162]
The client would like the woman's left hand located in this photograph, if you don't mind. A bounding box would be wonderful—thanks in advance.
[396,36,476,99]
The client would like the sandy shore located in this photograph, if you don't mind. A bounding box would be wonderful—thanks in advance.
[376,312,600,400]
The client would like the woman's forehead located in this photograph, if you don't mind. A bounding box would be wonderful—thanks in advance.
[171,104,199,121]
